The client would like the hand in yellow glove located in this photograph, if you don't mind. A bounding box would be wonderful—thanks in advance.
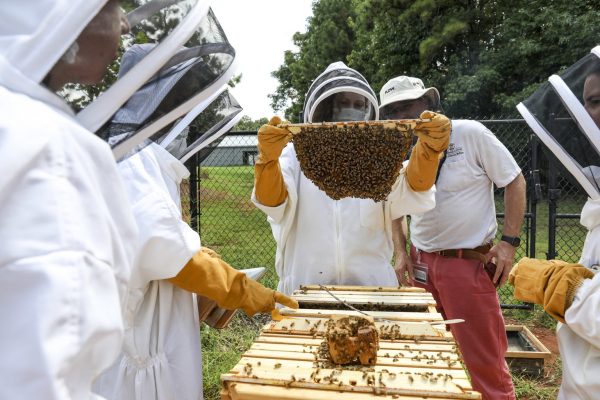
[405,111,451,191]
[414,110,451,152]
[168,247,299,317]
[254,116,292,206]
[257,116,292,163]
[509,257,595,323]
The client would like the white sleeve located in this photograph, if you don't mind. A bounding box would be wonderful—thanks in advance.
[118,153,200,285]
[388,161,436,219]
[564,272,600,349]
[473,122,521,188]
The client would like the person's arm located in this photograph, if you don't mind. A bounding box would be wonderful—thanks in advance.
[168,247,298,316]
[393,217,413,286]
[487,173,526,286]
[254,116,291,206]
[565,272,600,347]
[509,257,595,323]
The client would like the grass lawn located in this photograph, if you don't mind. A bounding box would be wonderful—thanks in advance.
[197,166,579,399]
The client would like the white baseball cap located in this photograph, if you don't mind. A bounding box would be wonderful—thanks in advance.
[379,76,440,110]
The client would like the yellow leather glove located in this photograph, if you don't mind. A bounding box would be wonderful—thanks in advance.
[168,247,299,317]
[509,257,595,323]
[414,111,451,152]
[254,116,292,206]
[406,111,451,191]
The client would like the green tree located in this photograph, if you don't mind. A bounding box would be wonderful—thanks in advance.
[233,116,269,132]
[269,0,359,121]
[272,0,599,119]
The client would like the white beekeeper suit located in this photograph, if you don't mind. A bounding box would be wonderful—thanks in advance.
[252,62,438,295]
[515,46,600,399]
[93,45,205,400]
[94,43,296,400]
[556,199,600,399]
[0,1,137,399]
[94,142,203,400]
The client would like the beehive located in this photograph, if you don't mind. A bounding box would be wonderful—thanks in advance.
[221,286,481,399]
[282,120,417,201]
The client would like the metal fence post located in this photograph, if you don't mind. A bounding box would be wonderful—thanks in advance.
[187,153,200,234]
[528,135,540,258]
[547,158,559,260]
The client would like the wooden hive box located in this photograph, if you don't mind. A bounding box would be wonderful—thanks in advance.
[505,325,552,378]
[290,285,438,314]
[221,316,480,399]
[221,286,481,399]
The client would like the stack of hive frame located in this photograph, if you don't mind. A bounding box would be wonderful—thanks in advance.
[221,285,481,399]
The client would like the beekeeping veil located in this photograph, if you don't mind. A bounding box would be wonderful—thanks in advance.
[303,61,379,123]
[78,1,237,159]
[517,46,600,199]
[158,88,243,164]
[100,40,242,162]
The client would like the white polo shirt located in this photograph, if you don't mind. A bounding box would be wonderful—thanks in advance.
[410,119,521,252]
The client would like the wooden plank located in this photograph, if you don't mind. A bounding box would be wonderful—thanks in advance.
[224,382,451,400]
[263,317,450,340]
[234,357,471,382]
[222,357,479,399]
[292,294,435,306]
[298,285,426,292]
[278,308,443,322]
[256,334,458,352]
[243,347,461,370]
[250,342,458,358]
[294,290,435,298]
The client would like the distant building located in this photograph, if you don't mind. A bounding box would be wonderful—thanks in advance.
[201,133,258,166]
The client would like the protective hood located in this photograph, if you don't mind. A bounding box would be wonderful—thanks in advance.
[0,0,107,108]
[159,88,244,164]
[517,46,600,199]
[93,5,238,159]
[581,198,600,231]
[100,41,241,162]
[76,0,237,139]
[303,61,379,123]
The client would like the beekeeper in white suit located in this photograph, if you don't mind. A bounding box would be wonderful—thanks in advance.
[94,44,298,400]
[252,61,451,295]
[512,47,600,399]
[0,1,136,399]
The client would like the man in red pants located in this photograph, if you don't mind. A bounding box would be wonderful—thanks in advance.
[381,76,526,399]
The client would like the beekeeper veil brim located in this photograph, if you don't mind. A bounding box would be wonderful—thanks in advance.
[303,61,379,123]
[159,88,244,164]
[101,42,240,162]
[93,5,238,160]
[76,1,239,137]
[518,46,600,199]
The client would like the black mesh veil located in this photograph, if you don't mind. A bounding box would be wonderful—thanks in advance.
[94,6,237,160]
[518,48,600,199]
[159,89,244,164]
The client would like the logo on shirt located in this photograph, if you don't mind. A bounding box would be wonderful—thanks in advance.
[445,143,465,162]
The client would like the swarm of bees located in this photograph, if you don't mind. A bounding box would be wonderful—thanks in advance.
[283,121,414,202]
[325,315,379,366]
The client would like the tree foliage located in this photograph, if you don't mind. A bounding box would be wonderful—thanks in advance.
[271,0,599,120]
[233,116,269,132]
[269,0,359,121]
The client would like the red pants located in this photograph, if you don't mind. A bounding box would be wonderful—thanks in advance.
[411,246,516,400]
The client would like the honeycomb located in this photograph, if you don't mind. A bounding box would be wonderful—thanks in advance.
[283,120,416,201]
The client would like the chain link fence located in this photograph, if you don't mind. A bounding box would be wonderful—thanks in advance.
[190,121,589,398]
